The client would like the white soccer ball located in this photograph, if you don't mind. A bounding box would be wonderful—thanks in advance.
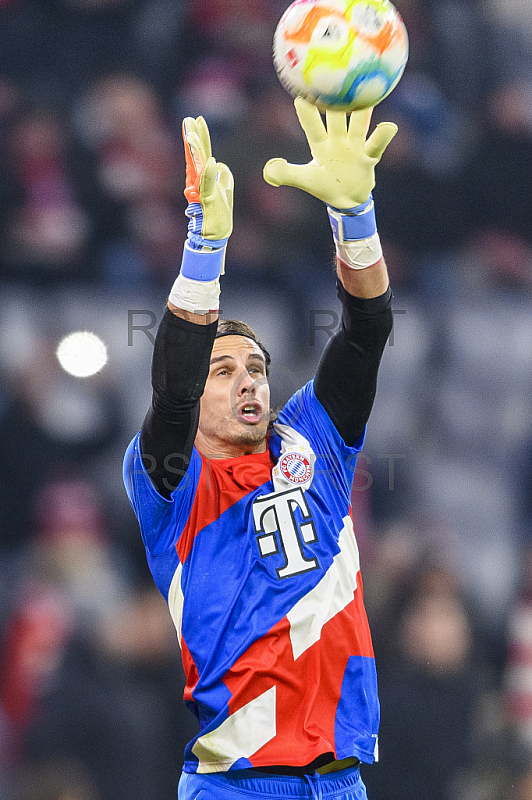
[273,0,409,112]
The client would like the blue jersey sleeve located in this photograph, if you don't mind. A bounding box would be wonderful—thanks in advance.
[123,432,202,554]
[276,378,365,496]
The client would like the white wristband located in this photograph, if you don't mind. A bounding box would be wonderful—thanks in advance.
[335,232,383,270]
[168,273,220,315]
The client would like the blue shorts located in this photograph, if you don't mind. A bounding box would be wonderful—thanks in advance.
[178,766,368,800]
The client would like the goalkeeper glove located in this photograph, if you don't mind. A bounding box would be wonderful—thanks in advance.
[169,116,234,314]
[263,97,397,269]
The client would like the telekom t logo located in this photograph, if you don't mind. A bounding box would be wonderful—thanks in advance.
[252,488,319,579]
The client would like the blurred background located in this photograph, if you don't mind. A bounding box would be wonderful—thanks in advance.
[0,0,531,798]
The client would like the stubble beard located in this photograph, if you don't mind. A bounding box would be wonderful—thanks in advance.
[230,422,268,450]
[199,406,271,455]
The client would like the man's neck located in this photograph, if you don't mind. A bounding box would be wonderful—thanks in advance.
[194,434,268,460]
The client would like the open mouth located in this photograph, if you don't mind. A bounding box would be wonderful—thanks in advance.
[237,401,263,424]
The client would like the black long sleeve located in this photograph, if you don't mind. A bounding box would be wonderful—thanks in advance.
[140,309,217,499]
[314,281,393,446]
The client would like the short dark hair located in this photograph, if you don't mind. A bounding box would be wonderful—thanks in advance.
[215,319,271,375]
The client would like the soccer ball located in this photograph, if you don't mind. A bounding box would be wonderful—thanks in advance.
[273,0,408,113]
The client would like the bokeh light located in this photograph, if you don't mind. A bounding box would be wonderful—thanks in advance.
[56,331,108,378]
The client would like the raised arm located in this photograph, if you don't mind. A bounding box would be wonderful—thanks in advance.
[141,117,234,498]
[264,98,396,444]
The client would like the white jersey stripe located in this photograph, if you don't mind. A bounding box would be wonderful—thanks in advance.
[286,516,360,660]
[192,686,277,772]
[168,562,184,647]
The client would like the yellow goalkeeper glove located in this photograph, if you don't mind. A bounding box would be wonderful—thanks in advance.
[168,117,234,314]
[183,115,234,242]
[263,96,397,210]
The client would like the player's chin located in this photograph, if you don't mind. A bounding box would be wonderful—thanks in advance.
[233,421,269,447]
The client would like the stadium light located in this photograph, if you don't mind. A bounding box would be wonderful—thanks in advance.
[56,331,108,378]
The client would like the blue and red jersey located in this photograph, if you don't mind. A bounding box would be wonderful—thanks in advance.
[123,379,379,774]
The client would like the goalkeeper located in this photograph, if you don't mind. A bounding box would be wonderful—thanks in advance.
[124,98,397,800]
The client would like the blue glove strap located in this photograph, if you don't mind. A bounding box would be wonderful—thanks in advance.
[187,232,229,250]
[328,195,377,242]
[180,241,225,281]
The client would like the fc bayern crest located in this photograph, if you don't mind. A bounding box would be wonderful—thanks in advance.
[279,452,312,485]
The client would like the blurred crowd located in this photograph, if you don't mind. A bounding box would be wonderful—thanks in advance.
[0,0,532,798]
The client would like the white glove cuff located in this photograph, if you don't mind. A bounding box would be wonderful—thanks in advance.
[335,232,383,271]
[168,273,220,315]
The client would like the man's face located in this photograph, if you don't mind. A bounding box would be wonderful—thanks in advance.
[195,335,271,458]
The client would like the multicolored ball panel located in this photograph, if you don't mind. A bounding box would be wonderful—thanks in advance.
[273,0,408,112]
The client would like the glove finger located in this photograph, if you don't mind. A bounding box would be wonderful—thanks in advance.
[263,158,288,187]
[199,156,218,200]
[182,119,201,203]
[364,121,398,160]
[325,108,348,140]
[183,117,202,162]
[195,116,212,162]
[263,158,314,192]
[347,107,374,142]
[185,131,207,173]
[294,97,327,148]
[182,116,197,140]
[216,162,234,195]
